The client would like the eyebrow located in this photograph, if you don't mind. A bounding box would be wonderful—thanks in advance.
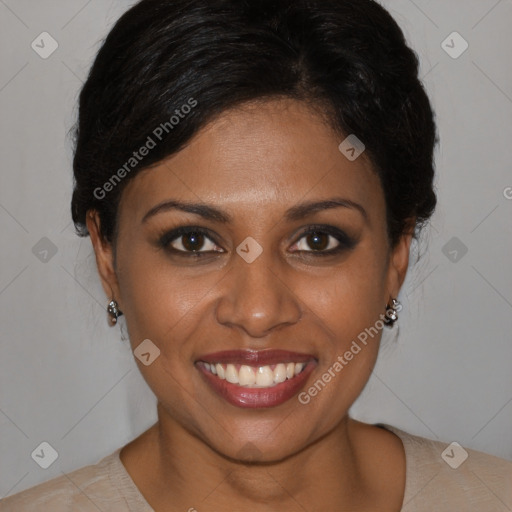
[142,197,368,224]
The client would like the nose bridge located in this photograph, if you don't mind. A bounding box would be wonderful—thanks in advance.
[215,246,302,336]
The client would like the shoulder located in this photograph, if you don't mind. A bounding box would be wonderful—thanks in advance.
[379,423,512,512]
[0,448,133,512]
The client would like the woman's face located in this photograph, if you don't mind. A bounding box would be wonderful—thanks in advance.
[88,98,411,462]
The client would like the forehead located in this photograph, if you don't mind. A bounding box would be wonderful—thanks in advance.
[119,98,384,225]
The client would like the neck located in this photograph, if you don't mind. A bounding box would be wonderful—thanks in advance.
[145,404,369,511]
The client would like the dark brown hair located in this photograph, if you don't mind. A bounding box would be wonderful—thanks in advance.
[71,0,437,247]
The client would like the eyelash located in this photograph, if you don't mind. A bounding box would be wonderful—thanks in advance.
[158,225,356,258]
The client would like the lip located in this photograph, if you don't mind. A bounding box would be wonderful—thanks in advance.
[195,349,318,409]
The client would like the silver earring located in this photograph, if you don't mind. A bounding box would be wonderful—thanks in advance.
[383,298,401,328]
[107,299,122,326]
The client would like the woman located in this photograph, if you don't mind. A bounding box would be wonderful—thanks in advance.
[1,0,511,510]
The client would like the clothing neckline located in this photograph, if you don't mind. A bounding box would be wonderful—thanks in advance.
[374,422,413,509]
[107,422,414,511]
[106,447,155,511]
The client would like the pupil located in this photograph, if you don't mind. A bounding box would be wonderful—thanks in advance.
[183,233,204,251]
[308,232,328,251]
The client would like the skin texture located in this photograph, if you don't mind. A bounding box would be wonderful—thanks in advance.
[87,98,411,511]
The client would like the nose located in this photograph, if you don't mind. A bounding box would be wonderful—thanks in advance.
[215,251,302,338]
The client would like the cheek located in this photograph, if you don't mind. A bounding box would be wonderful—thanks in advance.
[116,251,212,411]
[290,257,388,428]
[119,257,212,342]
[295,245,388,392]
[306,247,388,336]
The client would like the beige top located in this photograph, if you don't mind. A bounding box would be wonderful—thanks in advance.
[1,423,511,511]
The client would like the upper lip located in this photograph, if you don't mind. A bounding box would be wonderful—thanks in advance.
[197,349,317,366]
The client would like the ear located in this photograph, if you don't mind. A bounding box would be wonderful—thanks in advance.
[86,210,121,305]
[386,220,415,301]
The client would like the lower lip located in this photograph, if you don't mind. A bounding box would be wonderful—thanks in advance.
[196,362,316,408]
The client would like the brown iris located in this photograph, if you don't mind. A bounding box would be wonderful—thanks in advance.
[182,232,205,252]
[306,232,329,251]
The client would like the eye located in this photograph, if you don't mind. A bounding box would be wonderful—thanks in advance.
[159,227,223,255]
[291,225,356,255]
[158,224,356,258]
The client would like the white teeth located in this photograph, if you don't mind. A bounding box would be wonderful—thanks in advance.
[239,365,256,386]
[203,361,308,388]
[256,366,274,387]
[274,363,287,383]
[225,364,238,384]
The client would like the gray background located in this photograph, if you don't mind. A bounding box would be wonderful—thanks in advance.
[1,0,511,498]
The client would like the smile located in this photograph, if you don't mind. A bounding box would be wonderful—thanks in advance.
[195,349,317,408]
